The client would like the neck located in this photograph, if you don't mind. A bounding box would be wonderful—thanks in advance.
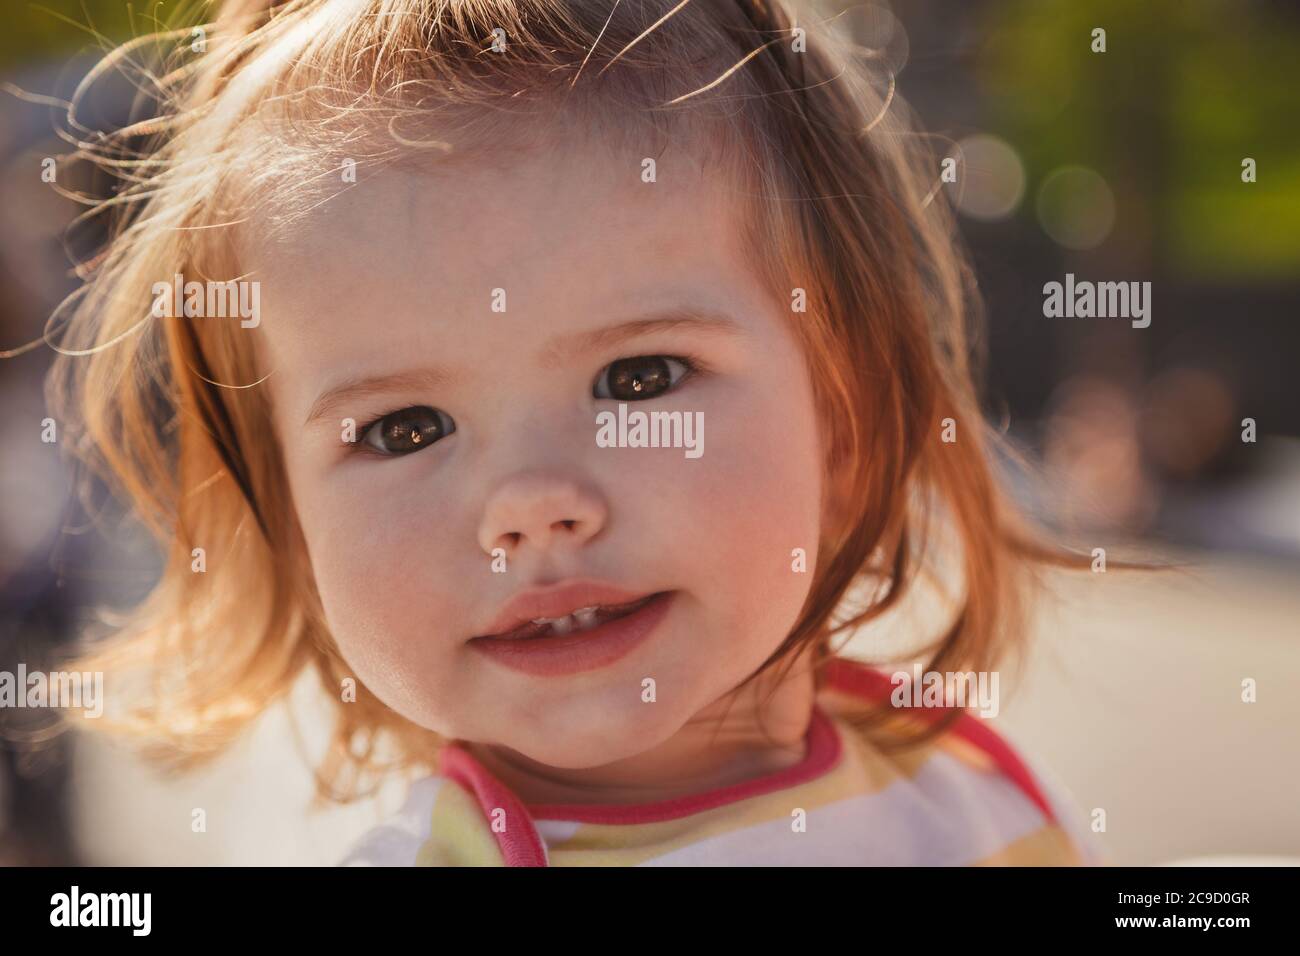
[462,649,819,806]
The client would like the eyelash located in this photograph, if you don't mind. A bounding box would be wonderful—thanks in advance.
[593,353,703,401]
[351,407,449,460]
[348,352,708,459]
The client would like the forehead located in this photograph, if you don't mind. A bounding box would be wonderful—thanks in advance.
[241,124,776,374]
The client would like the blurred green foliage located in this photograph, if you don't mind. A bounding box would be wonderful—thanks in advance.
[0,1,206,67]
[981,0,1300,280]
[3,0,1297,280]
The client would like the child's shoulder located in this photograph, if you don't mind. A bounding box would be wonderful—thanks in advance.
[337,777,444,866]
[337,775,505,867]
[817,656,1105,866]
[340,747,541,866]
[338,659,1105,867]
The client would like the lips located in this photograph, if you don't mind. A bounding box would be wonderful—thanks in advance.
[481,594,659,641]
[469,590,675,677]
[472,580,662,642]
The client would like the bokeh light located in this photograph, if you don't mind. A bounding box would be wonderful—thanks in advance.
[1036,165,1116,250]
[1140,367,1236,480]
[951,133,1025,221]
[835,2,910,77]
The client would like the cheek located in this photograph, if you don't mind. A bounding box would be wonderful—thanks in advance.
[283,460,469,723]
[665,368,825,639]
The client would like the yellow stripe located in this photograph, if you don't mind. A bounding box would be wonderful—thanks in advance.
[549,732,864,865]
[547,712,952,866]
[416,781,506,866]
[968,825,1084,866]
[415,693,1047,866]
[822,687,998,774]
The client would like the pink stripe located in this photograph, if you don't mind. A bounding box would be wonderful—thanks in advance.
[526,706,843,824]
[433,656,1057,866]
[821,658,1058,823]
[438,745,549,866]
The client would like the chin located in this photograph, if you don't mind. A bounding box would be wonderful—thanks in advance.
[509,704,687,771]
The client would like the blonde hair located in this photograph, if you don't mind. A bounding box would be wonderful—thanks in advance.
[28,0,1091,802]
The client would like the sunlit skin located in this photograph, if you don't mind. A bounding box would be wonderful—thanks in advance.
[244,125,841,805]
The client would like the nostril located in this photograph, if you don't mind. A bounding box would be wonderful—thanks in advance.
[553,519,577,533]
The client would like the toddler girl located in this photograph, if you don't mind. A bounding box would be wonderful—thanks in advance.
[35,0,1101,865]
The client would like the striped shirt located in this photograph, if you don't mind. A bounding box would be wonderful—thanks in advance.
[339,657,1102,866]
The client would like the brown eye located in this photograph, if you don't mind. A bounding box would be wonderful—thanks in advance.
[594,356,691,402]
[361,406,454,456]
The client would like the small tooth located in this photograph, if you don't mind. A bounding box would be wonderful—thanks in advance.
[574,607,599,628]
[549,615,575,635]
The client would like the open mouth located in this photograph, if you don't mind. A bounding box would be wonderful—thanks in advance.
[476,592,663,642]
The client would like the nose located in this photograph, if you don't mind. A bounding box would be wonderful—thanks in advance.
[477,472,608,557]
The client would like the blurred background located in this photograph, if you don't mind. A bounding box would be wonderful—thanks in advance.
[0,0,1296,865]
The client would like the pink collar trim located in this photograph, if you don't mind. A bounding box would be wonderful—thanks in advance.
[526,704,842,824]
[817,658,1058,824]
[434,657,1055,866]
[437,744,550,866]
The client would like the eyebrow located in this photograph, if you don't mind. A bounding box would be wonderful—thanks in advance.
[303,309,745,427]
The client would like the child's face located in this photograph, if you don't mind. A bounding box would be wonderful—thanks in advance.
[247,128,830,769]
